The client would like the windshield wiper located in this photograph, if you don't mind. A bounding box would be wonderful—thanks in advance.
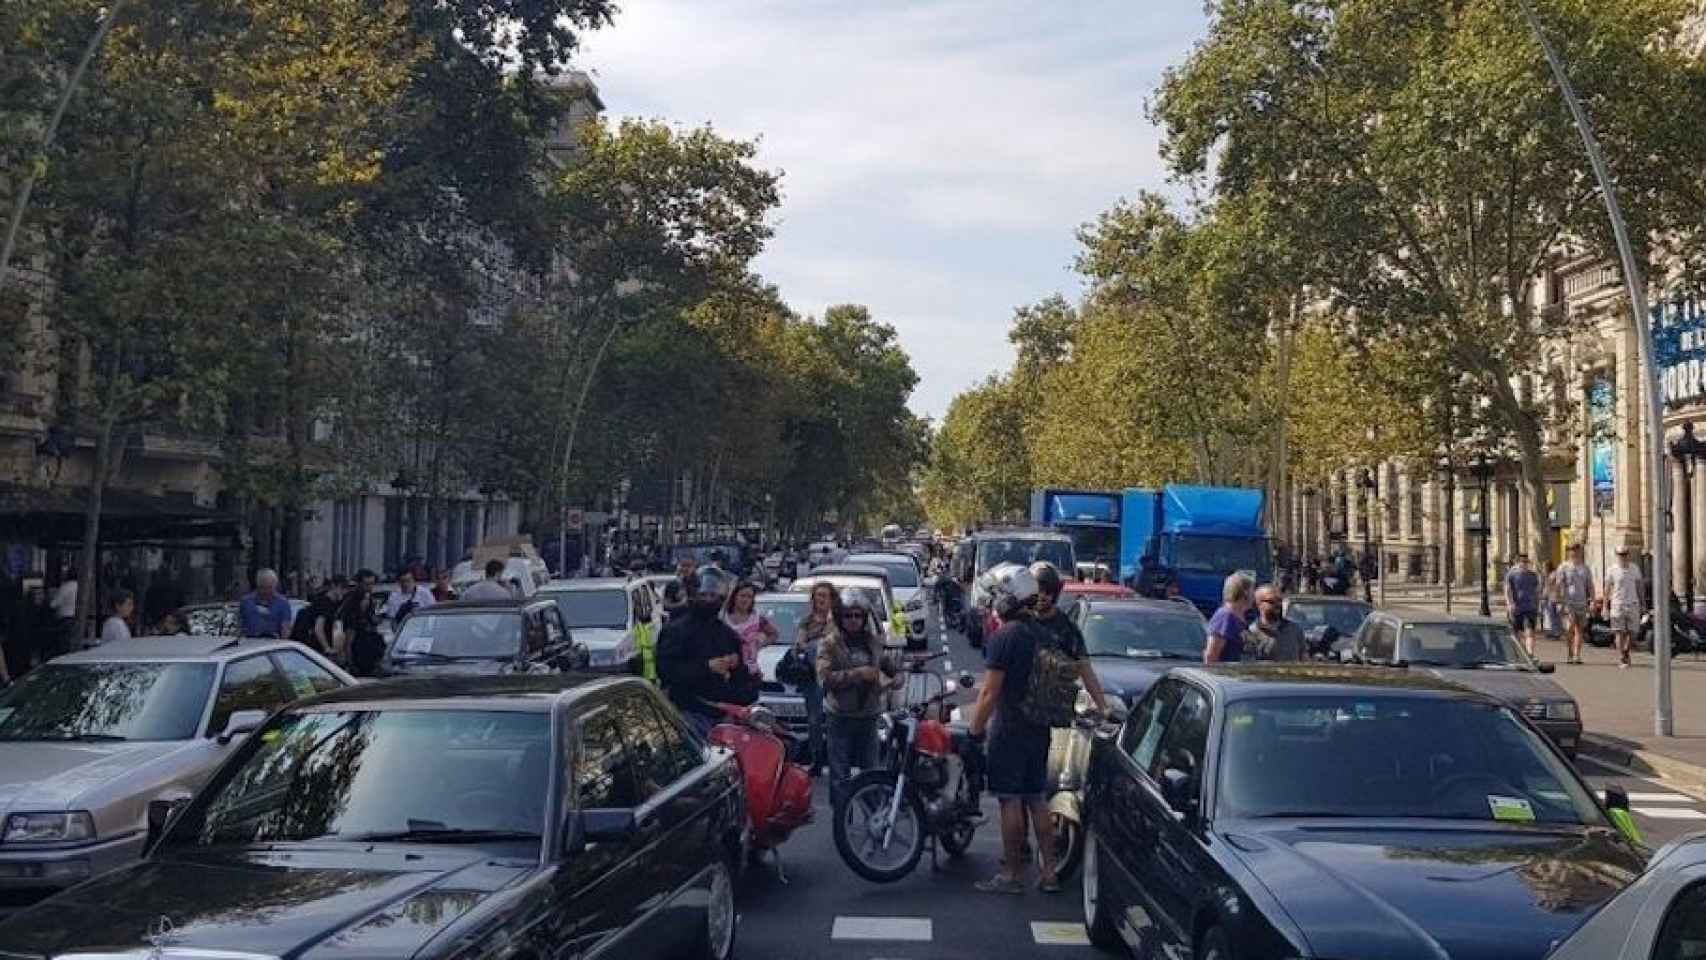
[58,732,128,742]
[390,651,457,663]
[341,826,541,844]
[1461,659,1518,670]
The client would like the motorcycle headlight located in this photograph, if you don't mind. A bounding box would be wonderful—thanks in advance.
[1075,687,1095,716]
[3,811,95,845]
[876,714,893,743]
[1546,701,1579,721]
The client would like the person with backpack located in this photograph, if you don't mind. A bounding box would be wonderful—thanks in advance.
[969,563,1105,896]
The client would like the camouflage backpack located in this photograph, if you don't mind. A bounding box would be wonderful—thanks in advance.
[1019,625,1080,728]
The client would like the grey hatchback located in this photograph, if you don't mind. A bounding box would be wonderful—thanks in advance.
[0,636,352,902]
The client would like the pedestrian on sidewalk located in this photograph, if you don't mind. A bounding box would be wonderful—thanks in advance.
[1607,546,1644,668]
[1552,543,1595,664]
[1504,553,1542,657]
[99,590,134,646]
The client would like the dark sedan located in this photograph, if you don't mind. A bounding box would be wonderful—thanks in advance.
[1082,665,1647,960]
[1284,595,1374,656]
[1072,598,1208,709]
[383,598,589,676]
[0,675,746,960]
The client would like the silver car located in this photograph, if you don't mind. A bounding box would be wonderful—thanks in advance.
[1547,830,1706,959]
[0,636,353,901]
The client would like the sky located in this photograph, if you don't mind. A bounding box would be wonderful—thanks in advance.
[578,1,1209,420]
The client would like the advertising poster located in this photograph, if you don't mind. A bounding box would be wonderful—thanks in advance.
[1589,376,1616,516]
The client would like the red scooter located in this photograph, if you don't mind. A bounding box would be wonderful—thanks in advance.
[706,702,814,882]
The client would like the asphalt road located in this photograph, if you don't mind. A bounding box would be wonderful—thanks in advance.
[733,603,1706,959]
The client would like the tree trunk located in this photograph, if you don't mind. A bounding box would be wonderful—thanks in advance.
[73,411,120,640]
[1514,421,1552,574]
[1268,296,1299,544]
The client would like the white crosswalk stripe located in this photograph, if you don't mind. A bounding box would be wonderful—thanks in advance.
[1626,791,1696,803]
[1031,921,1091,946]
[1632,806,1706,820]
[831,917,933,942]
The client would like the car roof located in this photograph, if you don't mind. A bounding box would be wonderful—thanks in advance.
[56,635,304,663]
[846,552,914,564]
[410,599,546,614]
[1171,663,1496,702]
[1285,595,1373,606]
[755,592,809,603]
[1374,606,1506,627]
[794,573,887,589]
[1082,598,1204,618]
[540,578,633,591]
[807,564,890,579]
[293,673,632,712]
[970,528,1071,542]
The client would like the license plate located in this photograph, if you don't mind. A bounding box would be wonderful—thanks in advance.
[768,700,807,718]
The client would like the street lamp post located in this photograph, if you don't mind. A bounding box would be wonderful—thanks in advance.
[393,469,416,573]
[1301,486,1318,575]
[1475,454,1494,618]
[1437,458,1457,614]
[1356,468,1377,604]
[1670,421,1706,609]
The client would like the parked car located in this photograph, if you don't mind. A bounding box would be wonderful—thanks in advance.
[1082,664,1647,960]
[844,552,929,646]
[1070,597,1207,709]
[0,636,353,904]
[0,675,746,960]
[382,598,588,677]
[1344,609,1582,757]
[537,578,658,671]
[181,598,309,638]
[1283,595,1374,657]
[1547,832,1706,959]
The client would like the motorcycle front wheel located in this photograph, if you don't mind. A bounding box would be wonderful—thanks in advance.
[1052,813,1083,881]
[937,817,977,857]
[833,771,928,883]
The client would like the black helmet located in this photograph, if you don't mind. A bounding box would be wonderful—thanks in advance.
[1029,561,1064,599]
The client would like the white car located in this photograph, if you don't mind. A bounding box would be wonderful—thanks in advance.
[1546,828,1705,959]
[844,552,929,647]
[790,573,901,649]
[537,577,659,671]
[449,558,539,598]
[752,593,814,730]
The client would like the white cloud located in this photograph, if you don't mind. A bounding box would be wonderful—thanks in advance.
[579,0,1205,416]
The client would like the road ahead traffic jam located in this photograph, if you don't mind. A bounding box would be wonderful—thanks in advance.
[0,545,1702,960]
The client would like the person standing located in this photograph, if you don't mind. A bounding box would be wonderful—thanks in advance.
[1551,544,1595,664]
[794,582,836,776]
[338,570,384,676]
[1607,545,1645,669]
[430,568,455,604]
[657,568,755,737]
[294,577,346,654]
[383,569,436,625]
[99,590,134,645]
[1249,584,1307,661]
[50,571,78,655]
[1205,574,1254,664]
[460,560,514,601]
[1504,553,1543,657]
[816,596,898,810]
[239,569,293,639]
[722,581,776,675]
[661,556,697,622]
[1029,562,1110,710]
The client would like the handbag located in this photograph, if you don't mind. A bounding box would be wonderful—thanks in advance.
[776,645,815,687]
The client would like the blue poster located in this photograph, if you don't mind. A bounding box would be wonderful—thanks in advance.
[1589,377,1615,515]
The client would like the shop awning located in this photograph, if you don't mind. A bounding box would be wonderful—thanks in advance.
[0,483,242,547]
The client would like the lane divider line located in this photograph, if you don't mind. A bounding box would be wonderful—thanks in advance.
[1031,921,1091,946]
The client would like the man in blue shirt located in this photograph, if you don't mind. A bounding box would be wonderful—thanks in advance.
[239,568,293,638]
[1205,573,1253,664]
[1503,552,1542,658]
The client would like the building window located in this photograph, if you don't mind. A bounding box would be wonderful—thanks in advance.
[1409,485,1423,538]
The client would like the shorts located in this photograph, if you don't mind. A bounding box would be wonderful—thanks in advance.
[1510,610,1537,632]
[986,722,1049,802]
[1610,608,1641,633]
[1565,605,1589,627]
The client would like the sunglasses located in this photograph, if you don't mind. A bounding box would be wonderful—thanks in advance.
[840,611,869,620]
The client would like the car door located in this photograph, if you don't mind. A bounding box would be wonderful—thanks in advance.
[540,606,574,670]
[1653,880,1706,960]
[205,653,295,738]
[268,649,345,700]
[1139,682,1216,956]
[1098,679,1183,946]
[617,688,720,950]
[551,697,646,960]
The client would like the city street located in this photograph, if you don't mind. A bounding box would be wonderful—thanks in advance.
[735,606,1706,959]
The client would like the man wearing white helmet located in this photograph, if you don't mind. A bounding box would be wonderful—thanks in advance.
[969,562,1099,896]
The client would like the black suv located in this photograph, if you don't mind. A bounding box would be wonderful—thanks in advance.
[383,598,588,676]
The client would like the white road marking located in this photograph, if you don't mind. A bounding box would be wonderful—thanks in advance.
[1626,792,1695,803]
[1632,806,1706,821]
[831,917,933,942]
[1031,921,1091,946]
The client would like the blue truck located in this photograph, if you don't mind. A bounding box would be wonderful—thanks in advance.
[1028,488,1123,570]
[1119,485,1272,616]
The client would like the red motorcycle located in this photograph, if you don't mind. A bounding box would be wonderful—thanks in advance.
[706,702,814,882]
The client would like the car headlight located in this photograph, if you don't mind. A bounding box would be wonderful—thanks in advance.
[3,812,95,845]
[1546,701,1579,721]
[904,594,924,612]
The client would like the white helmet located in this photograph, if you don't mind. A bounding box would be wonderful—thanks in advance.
[989,563,1039,619]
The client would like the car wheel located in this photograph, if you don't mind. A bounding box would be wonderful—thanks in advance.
[691,859,738,960]
[1082,827,1121,951]
[1198,925,1232,960]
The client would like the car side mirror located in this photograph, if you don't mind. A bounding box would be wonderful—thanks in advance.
[1160,767,1198,822]
[1537,662,1556,674]
[1600,785,1644,844]
[958,670,975,691]
[145,797,190,852]
[565,808,637,853]
[217,709,268,745]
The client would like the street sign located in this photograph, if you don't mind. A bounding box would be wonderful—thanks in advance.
[566,509,584,528]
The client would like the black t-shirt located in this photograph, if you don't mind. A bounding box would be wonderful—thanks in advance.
[985,612,1086,736]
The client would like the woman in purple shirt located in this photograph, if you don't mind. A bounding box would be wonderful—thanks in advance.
[1205,573,1254,664]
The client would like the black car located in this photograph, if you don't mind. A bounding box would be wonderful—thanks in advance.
[1282,595,1374,656]
[1082,664,1647,960]
[384,598,588,676]
[0,675,746,960]
[1072,597,1209,709]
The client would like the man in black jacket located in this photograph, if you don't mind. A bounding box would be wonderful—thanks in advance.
[657,567,756,736]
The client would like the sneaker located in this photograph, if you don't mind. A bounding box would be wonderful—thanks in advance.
[1620,661,1630,669]
[974,874,1024,895]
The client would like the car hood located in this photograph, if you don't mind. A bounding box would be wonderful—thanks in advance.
[891,586,920,605]
[1419,667,1571,706]
[1225,822,1644,960]
[573,627,628,651]
[0,740,194,809]
[1083,657,1182,707]
[0,848,533,959]
[384,657,526,678]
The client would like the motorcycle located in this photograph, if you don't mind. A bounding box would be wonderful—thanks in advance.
[832,672,982,883]
[705,702,814,882]
[1046,694,1128,881]
[1636,596,1706,656]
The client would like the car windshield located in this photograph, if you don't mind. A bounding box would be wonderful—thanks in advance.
[1170,536,1269,574]
[391,613,522,659]
[976,538,1074,574]
[1065,526,1121,566]
[548,589,628,630]
[1082,609,1206,659]
[168,709,550,848]
[1400,623,1532,668]
[754,598,807,646]
[1287,601,1374,635]
[850,557,919,588]
[0,662,216,742]
[1217,696,1604,825]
